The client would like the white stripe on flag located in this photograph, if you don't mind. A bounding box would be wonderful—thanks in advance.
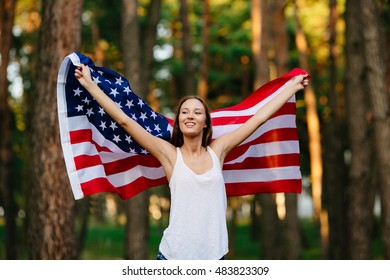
[107,166,166,187]
[224,141,300,165]
[223,166,301,183]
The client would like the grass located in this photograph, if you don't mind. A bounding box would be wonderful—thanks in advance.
[79,221,125,260]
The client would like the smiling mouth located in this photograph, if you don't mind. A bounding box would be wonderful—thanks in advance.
[185,122,196,127]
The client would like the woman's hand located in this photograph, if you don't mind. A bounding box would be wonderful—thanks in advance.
[74,64,93,89]
[291,74,310,91]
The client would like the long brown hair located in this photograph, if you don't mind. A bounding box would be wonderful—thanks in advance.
[170,96,213,147]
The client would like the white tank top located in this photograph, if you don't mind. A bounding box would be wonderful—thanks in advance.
[158,146,228,260]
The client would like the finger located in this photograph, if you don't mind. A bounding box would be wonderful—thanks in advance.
[76,64,85,71]
[75,67,82,75]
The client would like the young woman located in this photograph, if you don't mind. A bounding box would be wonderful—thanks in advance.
[75,64,309,260]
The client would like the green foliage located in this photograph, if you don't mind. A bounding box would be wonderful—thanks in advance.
[79,220,125,260]
[299,218,321,259]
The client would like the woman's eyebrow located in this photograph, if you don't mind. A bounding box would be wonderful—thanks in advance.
[181,107,204,111]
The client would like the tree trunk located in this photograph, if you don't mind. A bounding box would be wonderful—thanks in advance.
[179,0,195,97]
[293,1,326,258]
[345,0,376,259]
[197,0,210,100]
[322,0,348,259]
[141,0,162,96]
[284,193,300,259]
[360,0,390,259]
[260,194,282,259]
[251,0,282,259]
[271,0,288,74]
[122,0,148,260]
[376,0,389,88]
[227,197,239,259]
[122,0,142,95]
[75,197,91,258]
[26,0,82,259]
[0,0,18,260]
[121,0,162,259]
[270,0,301,260]
[251,0,269,88]
[385,4,390,88]
[124,193,149,259]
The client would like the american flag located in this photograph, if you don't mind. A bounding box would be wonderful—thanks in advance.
[57,52,307,200]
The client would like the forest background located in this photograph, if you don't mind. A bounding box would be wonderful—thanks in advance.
[0,0,390,260]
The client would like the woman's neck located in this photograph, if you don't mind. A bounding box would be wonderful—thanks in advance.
[181,138,206,155]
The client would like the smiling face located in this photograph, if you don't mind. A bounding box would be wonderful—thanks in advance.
[178,98,207,136]
[170,96,213,147]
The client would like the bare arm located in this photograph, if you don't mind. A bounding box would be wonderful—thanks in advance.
[211,74,309,162]
[74,64,176,168]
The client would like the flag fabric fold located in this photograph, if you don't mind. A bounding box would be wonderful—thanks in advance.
[57,52,307,200]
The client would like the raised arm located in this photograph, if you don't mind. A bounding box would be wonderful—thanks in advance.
[211,74,309,162]
[74,64,176,166]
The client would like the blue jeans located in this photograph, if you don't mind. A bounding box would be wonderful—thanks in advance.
[156,251,224,260]
[156,251,168,260]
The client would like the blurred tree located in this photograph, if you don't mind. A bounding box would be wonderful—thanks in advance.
[345,0,376,259]
[293,0,325,258]
[75,196,91,258]
[179,0,195,97]
[140,0,162,92]
[121,0,145,91]
[121,0,162,259]
[250,0,268,247]
[360,0,390,259]
[121,0,141,260]
[385,1,390,88]
[270,0,301,260]
[251,0,269,89]
[26,0,83,259]
[251,0,283,260]
[322,0,348,259]
[0,0,18,260]
[121,0,146,260]
[196,0,210,100]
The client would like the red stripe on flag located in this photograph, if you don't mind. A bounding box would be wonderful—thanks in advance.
[74,154,102,170]
[103,154,162,175]
[69,129,92,144]
[115,176,168,200]
[226,179,302,196]
[70,129,113,153]
[81,176,167,200]
[223,153,300,170]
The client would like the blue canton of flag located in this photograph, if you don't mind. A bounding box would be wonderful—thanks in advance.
[64,52,171,154]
